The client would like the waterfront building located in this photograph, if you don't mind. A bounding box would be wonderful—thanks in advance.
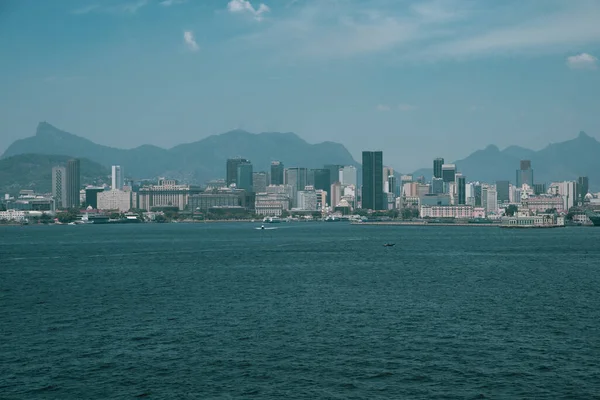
[112,165,124,190]
[433,158,444,179]
[52,166,67,209]
[189,189,247,212]
[549,181,577,211]
[254,193,290,216]
[0,210,27,222]
[420,205,474,219]
[138,179,201,211]
[226,157,249,186]
[516,159,534,188]
[252,172,268,194]
[521,194,565,214]
[97,189,132,212]
[431,178,444,195]
[6,191,55,212]
[270,161,284,185]
[66,159,80,209]
[316,190,327,211]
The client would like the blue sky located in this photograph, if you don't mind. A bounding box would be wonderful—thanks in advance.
[1,0,599,172]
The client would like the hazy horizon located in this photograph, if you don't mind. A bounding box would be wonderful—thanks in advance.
[1,0,599,171]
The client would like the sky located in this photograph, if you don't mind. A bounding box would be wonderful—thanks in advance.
[1,0,599,172]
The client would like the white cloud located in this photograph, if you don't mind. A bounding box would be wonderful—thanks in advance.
[376,104,391,111]
[160,0,187,6]
[184,31,199,52]
[398,103,416,112]
[71,5,99,15]
[227,0,270,21]
[119,0,148,14]
[566,53,598,70]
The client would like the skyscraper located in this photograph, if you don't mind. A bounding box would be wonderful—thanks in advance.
[324,164,343,184]
[442,164,456,183]
[362,151,384,210]
[236,162,253,192]
[496,180,510,203]
[285,167,308,207]
[456,174,466,205]
[52,166,67,209]
[270,161,284,185]
[339,166,357,186]
[312,169,331,205]
[578,176,589,205]
[66,159,80,208]
[474,184,482,207]
[112,165,124,190]
[431,177,444,194]
[387,175,397,197]
[253,172,268,193]
[516,160,534,188]
[227,157,249,186]
[433,158,444,179]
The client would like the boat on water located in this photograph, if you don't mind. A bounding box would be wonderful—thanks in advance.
[588,213,600,226]
[263,217,281,223]
[383,243,395,247]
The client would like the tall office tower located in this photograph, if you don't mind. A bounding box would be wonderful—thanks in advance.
[578,176,589,205]
[236,162,254,192]
[325,164,343,184]
[486,187,498,214]
[227,157,249,186]
[516,159,534,188]
[362,151,384,210]
[312,169,331,205]
[270,161,284,185]
[66,159,81,208]
[111,165,124,190]
[285,167,308,207]
[431,178,444,194]
[433,158,444,179]
[456,174,466,205]
[474,184,482,207]
[441,164,456,183]
[496,180,510,203]
[52,166,67,209]
[339,166,357,186]
[252,172,268,193]
[387,175,397,197]
[383,167,394,189]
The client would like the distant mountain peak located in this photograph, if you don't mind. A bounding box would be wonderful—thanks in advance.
[577,131,594,140]
[484,144,500,152]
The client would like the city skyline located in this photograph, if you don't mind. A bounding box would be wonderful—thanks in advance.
[1,1,600,171]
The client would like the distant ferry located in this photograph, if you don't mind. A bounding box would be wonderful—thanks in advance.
[588,213,600,226]
[263,216,281,223]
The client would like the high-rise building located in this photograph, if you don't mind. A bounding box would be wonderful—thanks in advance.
[111,165,124,190]
[496,180,510,203]
[52,166,67,209]
[578,176,589,205]
[383,167,394,190]
[431,178,444,194]
[534,183,546,195]
[456,174,466,205]
[325,164,343,184]
[252,172,268,193]
[330,182,343,208]
[236,162,253,192]
[85,187,105,209]
[339,166,357,186]
[387,175,397,197]
[312,169,331,205]
[486,187,498,214]
[442,164,456,183]
[227,157,249,186]
[270,161,284,185]
[433,158,444,179]
[362,151,384,210]
[66,159,81,208]
[516,160,534,188]
[284,167,308,207]
[474,184,482,207]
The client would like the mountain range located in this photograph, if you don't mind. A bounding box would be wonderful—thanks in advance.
[412,131,599,190]
[1,122,599,191]
[2,122,359,183]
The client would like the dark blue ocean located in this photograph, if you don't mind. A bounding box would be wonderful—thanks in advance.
[1,223,600,399]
